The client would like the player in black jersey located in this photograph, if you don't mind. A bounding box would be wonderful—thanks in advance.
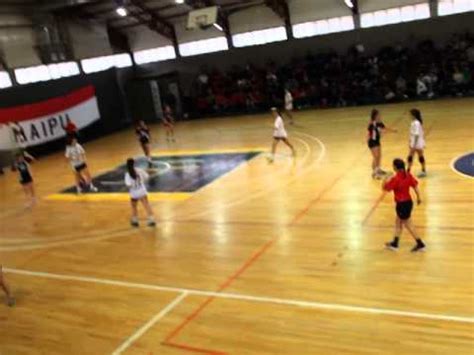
[367,109,397,179]
[14,151,36,207]
[135,121,153,167]
[162,104,176,142]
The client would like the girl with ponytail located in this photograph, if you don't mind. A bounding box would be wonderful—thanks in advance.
[124,158,156,227]
[407,109,427,177]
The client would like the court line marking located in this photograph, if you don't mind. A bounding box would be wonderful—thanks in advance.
[192,131,324,217]
[182,134,316,220]
[112,292,188,355]
[0,228,140,252]
[162,239,275,354]
[450,151,474,180]
[45,192,192,202]
[4,267,473,325]
[361,192,388,226]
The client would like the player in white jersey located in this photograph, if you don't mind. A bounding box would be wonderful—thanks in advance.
[65,137,98,193]
[283,89,294,125]
[407,109,427,177]
[268,107,295,163]
[124,158,156,227]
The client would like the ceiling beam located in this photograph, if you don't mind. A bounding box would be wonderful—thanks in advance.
[264,0,292,38]
[127,0,179,54]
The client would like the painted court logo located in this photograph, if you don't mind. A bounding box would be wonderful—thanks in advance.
[452,152,474,178]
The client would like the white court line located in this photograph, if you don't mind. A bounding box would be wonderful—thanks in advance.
[5,268,473,325]
[112,292,188,355]
[0,228,138,252]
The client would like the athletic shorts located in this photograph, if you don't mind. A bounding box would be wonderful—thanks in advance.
[273,136,287,140]
[20,176,33,185]
[396,200,413,220]
[368,140,381,149]
[140,137,150,145]
[74,163,87,172]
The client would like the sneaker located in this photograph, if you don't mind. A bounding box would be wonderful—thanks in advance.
[417,171,427,178]
[90,185,98,192]
[385,241,399,251]
[147,219,156,227]
[411,244,426,253]
[267,157,274,164]
[130,219,139,227]
[6,297,15,307]
[76,186,83,194]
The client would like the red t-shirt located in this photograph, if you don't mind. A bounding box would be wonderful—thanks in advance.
[383,171,418,202]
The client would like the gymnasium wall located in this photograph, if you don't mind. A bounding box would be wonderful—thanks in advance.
[0,14,40,68]
[0,68,131,157]
[135,12,474,96]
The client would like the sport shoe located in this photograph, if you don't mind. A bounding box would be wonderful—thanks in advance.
[385,241,399,251]
[267,157,274,164]
[76,186,83,194]
[6,297,15,307]
[411,244,426,253]
[90,185,98,192]
[130,219,139,227]
[147,219,156,227]
[417,171,427,178]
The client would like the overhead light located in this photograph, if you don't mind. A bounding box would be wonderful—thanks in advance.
[213,23,223,31]
[116,6,127,17]
[344,0,354,9]
[175,0,184,4]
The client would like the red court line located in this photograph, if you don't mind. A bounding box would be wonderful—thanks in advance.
[162,239,275,354]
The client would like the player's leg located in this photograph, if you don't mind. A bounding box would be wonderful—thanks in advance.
[74,171,83,193]
[402,219,426,252]
[268,138,279,163]
[143,143,153,166]
[386,216,402,250]
[0,266,15,307]
[416,149,427,177]
[285,110,294,124]
[130,199,139,227]
[282,138,296,156]
[140,196,156,227]
[81,167,98,192]
[407,147,416,171]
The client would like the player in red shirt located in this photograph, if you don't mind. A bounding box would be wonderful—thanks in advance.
[383,158,426,252]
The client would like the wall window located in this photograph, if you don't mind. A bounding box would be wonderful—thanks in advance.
[361,3,430,28]
[81,53,133,74]
[179,37,228,57]
[14,62,80,85]
[0,71,13,89]
[438,0,474,16]
[232,27,287,48]
[293,16,354,39]
[134,46,176,65]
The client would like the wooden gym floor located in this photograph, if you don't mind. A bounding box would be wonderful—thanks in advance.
[0,98,473,354]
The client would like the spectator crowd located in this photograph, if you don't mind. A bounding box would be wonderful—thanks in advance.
[190,32,474,116]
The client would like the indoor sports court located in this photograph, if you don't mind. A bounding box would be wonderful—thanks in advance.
[0,1,473,354]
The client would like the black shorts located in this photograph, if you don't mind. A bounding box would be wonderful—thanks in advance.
[20,176,33,185]
[140,137,150,145]
[396,200,413,220]
[368,140,381,149]
[74,163,87,172]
